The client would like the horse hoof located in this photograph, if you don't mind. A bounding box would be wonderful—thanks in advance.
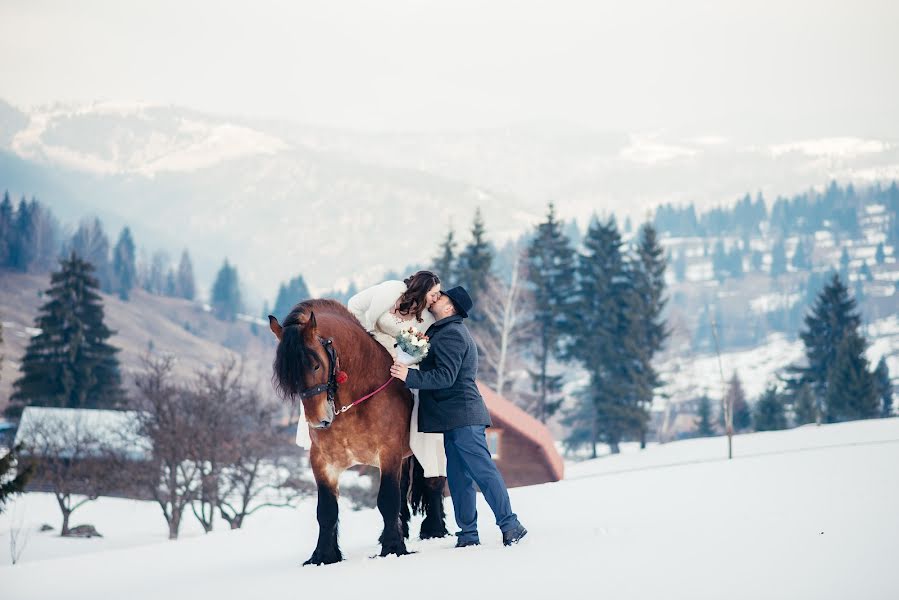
[419,523,450,540]
[378,543,412,558]
[303,552,343,566]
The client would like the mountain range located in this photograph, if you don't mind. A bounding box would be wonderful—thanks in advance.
[2,97,899,310]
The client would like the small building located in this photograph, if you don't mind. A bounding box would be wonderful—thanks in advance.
[14,406,150,460]
[13,406,152,498]
[478,382,564,488]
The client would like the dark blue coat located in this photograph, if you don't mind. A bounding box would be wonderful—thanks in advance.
[403,315,492,433]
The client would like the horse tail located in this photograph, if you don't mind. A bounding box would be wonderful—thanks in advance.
[409,455,428,516]
[272,324,308,401]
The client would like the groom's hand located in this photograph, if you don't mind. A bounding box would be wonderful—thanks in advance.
[390,361,408,381]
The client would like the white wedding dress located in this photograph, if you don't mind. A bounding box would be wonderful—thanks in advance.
[295,281,448,478]
[373,310,448,478]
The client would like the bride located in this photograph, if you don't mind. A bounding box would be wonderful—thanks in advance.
[345,271,448,478]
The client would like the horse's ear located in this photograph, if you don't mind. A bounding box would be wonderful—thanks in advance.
[303,311,318,340]
[268,315,283,341]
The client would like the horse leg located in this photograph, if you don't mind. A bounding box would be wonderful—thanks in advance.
[304,460,343,566]
[377,456,411,557]
[399,458,412,539]
[419,476,449,539]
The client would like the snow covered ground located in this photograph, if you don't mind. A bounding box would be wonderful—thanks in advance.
[3,418,898,600]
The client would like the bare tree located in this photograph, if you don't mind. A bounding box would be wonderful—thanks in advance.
[131,354,201,540]
[187,357,246,533]
[470,251,535,398]
[193,357,313,530]
[218,442,314,529]
[15,410,123,536]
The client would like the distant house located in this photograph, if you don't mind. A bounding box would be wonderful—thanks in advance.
[14,407,150,460]
[14,406,152,498]
[478,383,565,488]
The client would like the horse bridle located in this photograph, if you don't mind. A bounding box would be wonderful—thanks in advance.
[297,336,340,413]
[295,335,397,419]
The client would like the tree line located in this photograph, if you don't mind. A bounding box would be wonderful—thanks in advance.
[690,273,893,438]
[0,190,197,302]
[654,181,899,242]
[429,205,669,457]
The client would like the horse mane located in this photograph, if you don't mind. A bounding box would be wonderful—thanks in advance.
[273,298,378,402]
[285,298,366,331]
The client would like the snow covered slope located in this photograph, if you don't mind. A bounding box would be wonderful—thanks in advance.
[3,418,898,599]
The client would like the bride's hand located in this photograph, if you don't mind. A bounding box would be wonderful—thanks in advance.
[390,361,409,381]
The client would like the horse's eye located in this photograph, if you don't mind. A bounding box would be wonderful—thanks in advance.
[313,365,321,371]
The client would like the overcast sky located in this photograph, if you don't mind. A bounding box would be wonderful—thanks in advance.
[2,0,898,138]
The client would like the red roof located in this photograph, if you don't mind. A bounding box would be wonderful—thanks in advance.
[477,382,565,482]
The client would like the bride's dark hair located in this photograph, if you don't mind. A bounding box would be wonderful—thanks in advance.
[398,270,441,323]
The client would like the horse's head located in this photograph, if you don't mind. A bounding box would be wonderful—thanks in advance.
[269,308,336,428]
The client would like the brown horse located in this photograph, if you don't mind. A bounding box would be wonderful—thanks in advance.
[269,299,448,566]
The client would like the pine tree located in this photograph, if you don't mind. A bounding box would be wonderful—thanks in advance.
[69,217,112,292]
[0,191,13,267]
[564,217,642,455]
[874,357,893,417]
[636,223,670,356]
[727,246,744,279]
[839,247,850,282]
[432,227,458,284]
[164,269,177,297]
[859,260,873,282]
[10,197,35,272]
[6,253,124,420]
[27,199,59,274]
[0,443,33,514]
[791,274,866,418]
[753,386,787,431]
[456,208,494,302]
[525,203,577,422]
[791,238,810,270]
[792,383,818,426]
[770,238,787,278]
[631,222,670,445]
[112,227,137,300]
[875,242,886,266]
[825,333,879,421]
[211,259,242,321]
[694,395,715,437]
[272,275,311,321]
[176,250,196,300]
[144,251,170,295]
[723,372,752,432]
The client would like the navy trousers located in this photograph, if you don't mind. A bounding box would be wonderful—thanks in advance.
[443,425,520,543]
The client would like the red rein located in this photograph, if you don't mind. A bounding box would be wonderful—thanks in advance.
[335,376,397,416]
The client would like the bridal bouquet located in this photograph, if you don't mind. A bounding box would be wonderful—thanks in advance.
[395,326,430,365]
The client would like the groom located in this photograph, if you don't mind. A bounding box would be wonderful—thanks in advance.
[390,286,527,548]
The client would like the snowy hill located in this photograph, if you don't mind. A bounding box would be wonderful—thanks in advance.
[3,418,898,599]
[0,270,278,414]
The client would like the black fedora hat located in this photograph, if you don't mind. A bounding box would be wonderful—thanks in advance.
[443,286,473,318]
